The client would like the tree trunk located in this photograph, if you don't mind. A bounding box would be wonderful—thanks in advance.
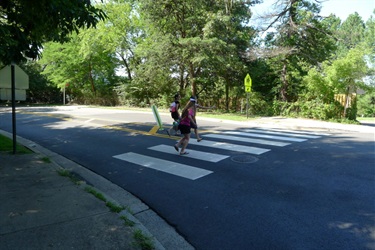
[343,86,350,118]
[179,63,185,94]
[225,80,229,112]
[89,62,96,94]
[119,54,132,80]
[189,63,196,96]
[280,60,288,101]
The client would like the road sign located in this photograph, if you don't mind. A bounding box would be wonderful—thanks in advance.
[0,64,29,89]
[0,64,29,101]
[244,73,252,93]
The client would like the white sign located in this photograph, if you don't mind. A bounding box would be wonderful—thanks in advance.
[0,64,29,101]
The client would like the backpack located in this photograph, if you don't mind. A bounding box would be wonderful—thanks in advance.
[169,102,176,112]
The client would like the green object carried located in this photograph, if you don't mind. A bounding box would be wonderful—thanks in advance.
[151,105,163,130]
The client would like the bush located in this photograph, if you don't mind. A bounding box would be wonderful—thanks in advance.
[271,99,344,120]
[248,92,273,116]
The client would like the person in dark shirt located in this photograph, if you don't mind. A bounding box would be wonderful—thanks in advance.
[168,93,181,136]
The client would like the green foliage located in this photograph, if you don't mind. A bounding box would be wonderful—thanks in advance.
[272,99,343,120]
[263,0,337,102]
[247,92,273,116]
[135,0,254,109]
[58,169,84,185]
[133,229,154,250]
[357,92,375,117]
[335,12,366,58]
[105,201,124,213]
[0,134,32,154]
[39,30,122,105]
[8,0,372,122]
[0,0,106,64]
[301,45,369,120]
[21,62,61,103]
[120,215,136,227]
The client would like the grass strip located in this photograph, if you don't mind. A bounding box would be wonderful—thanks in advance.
[133,229,155,250]
[0,134,32,154]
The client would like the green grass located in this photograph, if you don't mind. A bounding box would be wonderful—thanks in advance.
[357,117,375,121]
[57,169,83,185]
[133,229,155,250]
[120,215,136,227]
[40,156,51,163]
[105,201,124,213]
[84,186,106,201]
[84,186,124,213]
[0,134,32,154]
[198,111,259,121]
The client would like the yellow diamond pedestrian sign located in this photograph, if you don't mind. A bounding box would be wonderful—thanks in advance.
[244,73,252,93]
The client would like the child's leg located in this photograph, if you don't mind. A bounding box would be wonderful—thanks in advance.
[180,134,190,153]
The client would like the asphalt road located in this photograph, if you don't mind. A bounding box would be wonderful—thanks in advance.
[1,106,374,250]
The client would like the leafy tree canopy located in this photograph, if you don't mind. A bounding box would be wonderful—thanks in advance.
[0,0,106,64]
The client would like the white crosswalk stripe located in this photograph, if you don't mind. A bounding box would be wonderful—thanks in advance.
[113,152,213,180]
[242,129,323,139]
[226,131,307,142]
[113,128,327,180]
[257,128,330,136]
[188,139,270,155]
[204,134,290,146]
[148,144,229,162]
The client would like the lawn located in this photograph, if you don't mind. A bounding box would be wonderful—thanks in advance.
[0,134,32,154]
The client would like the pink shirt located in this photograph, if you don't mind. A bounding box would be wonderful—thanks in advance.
[180,108,194,126]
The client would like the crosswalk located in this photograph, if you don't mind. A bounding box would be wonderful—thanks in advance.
[113,128,328,180]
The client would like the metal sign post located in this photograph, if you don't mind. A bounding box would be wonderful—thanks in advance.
[11,64,16,154]
[244,73,252,119]
[247,92,250,119]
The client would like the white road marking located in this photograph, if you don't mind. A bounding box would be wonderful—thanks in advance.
[224,131,307,142]
[257,128,330,136]
[113,152,213,180]
[242,129,321,139]
[188,140,270,155]
[204,134,290,147]
[148,144,229,162]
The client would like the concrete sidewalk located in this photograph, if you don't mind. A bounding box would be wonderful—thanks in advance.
[0,131,193,250]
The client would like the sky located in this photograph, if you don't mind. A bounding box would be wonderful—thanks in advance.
[319,0,374,21]
[252,0,375,22]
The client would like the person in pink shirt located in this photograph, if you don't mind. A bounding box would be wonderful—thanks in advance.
[174,99,196,155]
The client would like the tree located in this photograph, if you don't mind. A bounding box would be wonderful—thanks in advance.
[94,0,144,81]
[335,12,366,58]
[303,47,369,119]
[0,0,106,64]
[135,0,257,109]
[39,30,121,105]
[261,0,337,102]
[21,62,61,103]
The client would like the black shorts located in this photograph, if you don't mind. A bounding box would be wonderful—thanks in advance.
[178,124,191,134]
[190,121,197,129]
[171,112,179,120]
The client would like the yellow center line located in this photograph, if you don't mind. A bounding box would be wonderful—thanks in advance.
[18,111,214,139]
[104,125,180,140]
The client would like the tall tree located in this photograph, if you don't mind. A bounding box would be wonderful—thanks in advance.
[39,30,120,105]
[0,0,106,64]
[335,12,366,58]
[261,0,336,102]
[136,0,258,109]
[95,0,144,81]
[303,47,369,118]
